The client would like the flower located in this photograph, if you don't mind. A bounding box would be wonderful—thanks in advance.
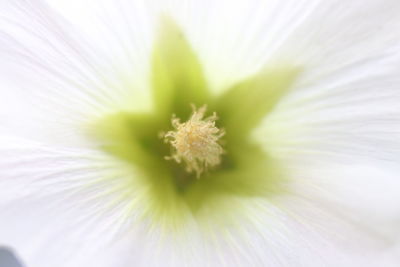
[1,0,400,266]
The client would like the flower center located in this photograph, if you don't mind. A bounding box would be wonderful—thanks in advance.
[90,17,300,228]
[163,105,225,178]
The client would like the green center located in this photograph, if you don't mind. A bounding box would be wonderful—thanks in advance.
[90,18,300,228]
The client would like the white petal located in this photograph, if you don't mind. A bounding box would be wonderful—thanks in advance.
[0,135,149,267]
[161,0,400,98]
[49,0,323,93]
[252,0,400,259]
[161,0,322,92]
[0,0,156,147]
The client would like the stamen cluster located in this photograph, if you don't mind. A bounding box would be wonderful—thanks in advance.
[164,105,225,178]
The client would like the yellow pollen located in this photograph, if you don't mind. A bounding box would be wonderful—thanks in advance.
[163,105,225,178]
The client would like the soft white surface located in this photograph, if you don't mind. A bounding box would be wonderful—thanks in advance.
[0,0,400,266]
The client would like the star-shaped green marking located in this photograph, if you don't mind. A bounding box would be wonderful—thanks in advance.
[91,18,300,224]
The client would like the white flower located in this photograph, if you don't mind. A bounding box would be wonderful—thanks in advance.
[1,0,400,266]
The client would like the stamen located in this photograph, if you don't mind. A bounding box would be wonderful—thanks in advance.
[163,105,225,178]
